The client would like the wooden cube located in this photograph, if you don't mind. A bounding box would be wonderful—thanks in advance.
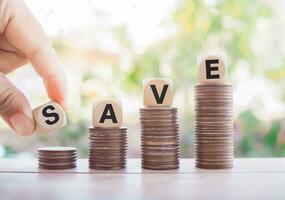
[32,101,67,134]
[198,54,226,84]
[143,78,173,107]
[93,99,122,128]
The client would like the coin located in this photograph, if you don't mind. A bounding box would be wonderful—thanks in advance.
[88,127,127,170]
[38,147,76,152]
[140,107,180,170]
[38,146,77,170]
[89,165,125,170]
[142,163,179,170]
[194,84,234,169]
[39,164,77,170]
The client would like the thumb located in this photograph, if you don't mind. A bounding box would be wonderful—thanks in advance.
[0,73,35,135]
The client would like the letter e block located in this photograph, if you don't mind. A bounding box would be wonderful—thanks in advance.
[198,55,226,84]
[32,101,67,134]
[93,99,122,128]
[143,78,173,107]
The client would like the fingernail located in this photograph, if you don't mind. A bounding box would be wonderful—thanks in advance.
[9,113,34,136]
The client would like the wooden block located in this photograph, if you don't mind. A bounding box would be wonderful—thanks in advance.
[93,99,122,128]
[198,54,226,84]
[32,101,67,134]
[143,78,173,107]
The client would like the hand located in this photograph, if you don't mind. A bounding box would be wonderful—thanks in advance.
[0,0,68,136]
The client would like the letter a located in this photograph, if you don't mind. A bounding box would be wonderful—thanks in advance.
[99,104,118,123]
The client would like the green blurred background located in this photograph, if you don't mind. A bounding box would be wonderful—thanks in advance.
[1,0,285,158]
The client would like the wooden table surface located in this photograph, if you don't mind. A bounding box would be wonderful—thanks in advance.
[1,158,285,199]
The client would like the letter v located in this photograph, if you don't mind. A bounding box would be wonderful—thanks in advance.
[150,84,169,104]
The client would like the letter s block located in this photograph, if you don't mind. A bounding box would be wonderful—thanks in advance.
[32,101,67,134]
[143,78,173,107]
[93,99,122,128]
[198,54,226,84]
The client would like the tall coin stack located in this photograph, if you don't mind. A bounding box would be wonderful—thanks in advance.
[89,99,127,170]
[38,147,77,170]
[140,78,180,170]
[195,55,234,169]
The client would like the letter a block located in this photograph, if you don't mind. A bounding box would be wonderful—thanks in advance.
[93,99,122,128]
[143,78,173,107]
[32,101,67,134]
[198,54,226,84]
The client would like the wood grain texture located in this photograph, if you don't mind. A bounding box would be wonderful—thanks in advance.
[32,101,66,134]
[198,54,227,85]
[143,78,173,107]
[92,99,122,128]
[0,159,284,200]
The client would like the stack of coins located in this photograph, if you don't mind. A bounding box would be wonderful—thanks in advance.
[140,107,180,170]
[38,147,77,170]
[88,127,127,170]
[194,84,234,169]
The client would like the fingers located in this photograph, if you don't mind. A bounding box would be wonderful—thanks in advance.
[0,72,34,135]
[27,47,68,109]
[0,49,27,73]
[2,0,68,108]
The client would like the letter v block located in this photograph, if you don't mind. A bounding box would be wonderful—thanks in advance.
[143,78,173,107]
[32,101,67,133]
[198,54,226,84]
[93,99,122,128]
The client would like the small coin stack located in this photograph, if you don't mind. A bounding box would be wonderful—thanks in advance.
[38,147,77,170]
[89,99,127,170]
[140,78,180,170]
[195,55,234,169]
[88,127,127,169]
